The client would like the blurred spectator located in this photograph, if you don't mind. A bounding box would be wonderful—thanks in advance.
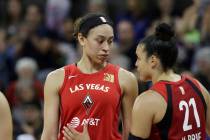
[105,0,127,22]
[20,30,65,71]
[6,0,22,36]
[174,0,203,70]
[201,4,210,45]
[6,57,43,107]
[45,0,71,31]
[15,101,43,140]
[116,20,137,69]
[0,29,10,91]
[192,47,210,91]
[24,4,45,34]
[146,0,175,36]
[109,43,131,69]
[175,0,201,44]
[70,0,89,20]
[58,19,79,65]
[59,18,76,45]
[12,81,38,125]
[116,0,150,42]
[88,0,107,13]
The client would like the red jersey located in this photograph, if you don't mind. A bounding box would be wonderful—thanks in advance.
[58,63,122,140]
[149,75,207,140]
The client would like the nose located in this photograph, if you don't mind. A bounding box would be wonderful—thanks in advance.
[102,41,110,52]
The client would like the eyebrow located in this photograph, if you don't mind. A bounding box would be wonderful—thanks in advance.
[96,35,114,39]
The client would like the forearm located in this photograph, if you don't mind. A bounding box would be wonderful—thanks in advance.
[122,121,130,140]
[122,129,129,140]
[41,130,58,140]
[0,132,12,140]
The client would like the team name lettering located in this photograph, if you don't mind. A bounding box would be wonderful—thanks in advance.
[69,84,110,93]
[69,84,84,93]
[181,132,201,140]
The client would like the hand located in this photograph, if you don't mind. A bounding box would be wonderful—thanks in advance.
[62,124,90,140]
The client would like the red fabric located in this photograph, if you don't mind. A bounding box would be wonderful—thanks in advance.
[58,63,122,140]
[149,76,206,140]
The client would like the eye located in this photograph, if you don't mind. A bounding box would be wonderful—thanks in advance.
[96,38,104,44]
[107,39,113,45]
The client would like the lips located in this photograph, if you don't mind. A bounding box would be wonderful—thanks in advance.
[98,54,109,59]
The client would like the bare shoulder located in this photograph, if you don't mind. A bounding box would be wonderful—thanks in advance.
[195,79,210,106]
[46,67,65,81]
[134,90,165,108]
[0,91,11,115]
[119,68,136,79]
[118,68,137,85]
[118,67,138,94]
[45,67,65,90]
[0,91,12,140]
[0,92,8,107]
[133,90,167,121]
[46,68,65,82]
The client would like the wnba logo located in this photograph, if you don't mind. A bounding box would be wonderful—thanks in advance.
[69,117,80,128]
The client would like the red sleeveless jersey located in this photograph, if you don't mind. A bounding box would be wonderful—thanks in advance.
[149,75,207,140]
[58,63,122,140]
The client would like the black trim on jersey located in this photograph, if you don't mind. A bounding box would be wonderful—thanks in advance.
[156,84,173,140]
[185,78,207,117]
[128,133,149,140]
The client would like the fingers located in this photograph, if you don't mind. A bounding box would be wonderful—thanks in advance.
[63,136,70,140]
[83,123,88,133]
[67,123,80,135]
[63,124,81,140]
[63,126,73,140]
[62,123,89,140]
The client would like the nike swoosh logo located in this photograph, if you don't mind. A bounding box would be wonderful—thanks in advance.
[68,75,78,79]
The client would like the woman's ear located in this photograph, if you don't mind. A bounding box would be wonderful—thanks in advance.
[78,33,85,46]
[150,55,159,69]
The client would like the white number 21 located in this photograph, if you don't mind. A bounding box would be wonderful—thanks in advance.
[179,98,200,131]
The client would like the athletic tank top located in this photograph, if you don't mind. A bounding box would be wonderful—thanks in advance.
[58,63,122,140]
[149,75,207,140]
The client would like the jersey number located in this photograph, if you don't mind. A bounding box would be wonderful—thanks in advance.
[179,98,200,131]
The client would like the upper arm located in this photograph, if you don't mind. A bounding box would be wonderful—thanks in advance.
[130,91,166,139]
[197,82,210,135]
[0,92,12,140]
[119,69,138,139]
[195,80,210,135]
[41,69,64,140]
[206,92,210,136]
[130,92,154,139]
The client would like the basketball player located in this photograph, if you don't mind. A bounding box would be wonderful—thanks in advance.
[129,23,210,140]
[41,13,138,140]
[0,91,13,140]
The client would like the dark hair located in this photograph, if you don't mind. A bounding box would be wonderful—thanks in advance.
[73,13,113,39]
[139,23,178,71]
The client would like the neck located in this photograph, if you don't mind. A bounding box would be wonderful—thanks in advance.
[152,69,181,84]
[77,55,107,74]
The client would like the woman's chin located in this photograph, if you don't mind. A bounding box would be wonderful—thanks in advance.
[139,76,150,82]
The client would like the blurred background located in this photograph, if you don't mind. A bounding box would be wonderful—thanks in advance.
[0,0,210,139]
